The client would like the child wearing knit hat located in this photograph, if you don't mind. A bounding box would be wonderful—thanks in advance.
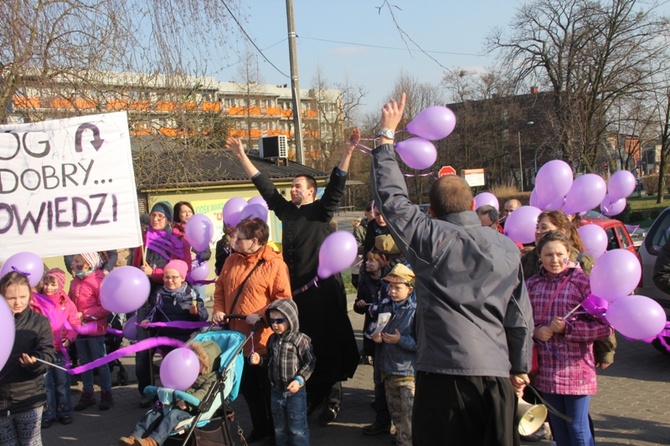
[39,269,80,427]
[142,259,208,342]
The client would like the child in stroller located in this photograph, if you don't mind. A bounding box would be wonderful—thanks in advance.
[119,340,222,446]
[106,313,129,386]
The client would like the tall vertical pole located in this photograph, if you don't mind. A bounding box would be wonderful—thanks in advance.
[285,0,304,164]
[518,130,524,192]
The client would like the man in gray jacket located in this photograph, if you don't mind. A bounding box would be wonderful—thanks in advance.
[370,93,534,445]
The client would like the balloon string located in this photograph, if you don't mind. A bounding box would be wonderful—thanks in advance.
[563,303,581,319]
[292,276,319,297]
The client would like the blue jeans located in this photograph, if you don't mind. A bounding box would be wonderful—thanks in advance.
[75,335,111,393]
[130,408,191,444]
[193,285,206,301]
[44,351,72,420]
[271,387,309,446]
[542,393,594,446]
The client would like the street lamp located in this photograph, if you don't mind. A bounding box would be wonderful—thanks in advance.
[517,121,534,192]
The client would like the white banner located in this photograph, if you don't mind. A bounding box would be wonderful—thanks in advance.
[0,112,142,260]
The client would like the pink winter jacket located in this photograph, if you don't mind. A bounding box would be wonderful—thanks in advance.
[69,270,110,336]
[32,290,81,348]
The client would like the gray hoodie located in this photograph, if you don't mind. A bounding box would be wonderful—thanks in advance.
[264,299,316,389]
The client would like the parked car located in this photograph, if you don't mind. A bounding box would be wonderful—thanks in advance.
[637,206,670,309]
[635,207,670,353]
[580,211,639,258]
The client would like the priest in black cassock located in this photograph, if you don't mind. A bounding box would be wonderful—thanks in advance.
[225,131,360,425]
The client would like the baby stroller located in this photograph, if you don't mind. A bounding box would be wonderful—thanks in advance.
[106,313,129,386]
[144,325,248,446]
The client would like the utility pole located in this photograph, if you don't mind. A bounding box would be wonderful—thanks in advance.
[285,0,304,164]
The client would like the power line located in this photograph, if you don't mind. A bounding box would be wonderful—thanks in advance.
[300,36,484,58]
[219,0,290,78]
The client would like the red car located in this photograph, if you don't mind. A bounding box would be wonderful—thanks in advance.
[580,211,640,259]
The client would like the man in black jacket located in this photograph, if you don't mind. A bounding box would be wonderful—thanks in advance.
[225,133,360,427]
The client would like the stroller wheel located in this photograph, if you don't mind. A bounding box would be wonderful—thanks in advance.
[118,369,128,386]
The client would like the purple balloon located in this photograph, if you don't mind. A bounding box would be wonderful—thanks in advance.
[122,315,138,341]
[317,231,358,279]
[247,196,268,208]
[185,214,214,252]
[0,299,15,371]
[189,261,210,282]
[600,194,626,217]
[160,347,200,391]
[406,106,457,140]
[395,137,437,170]
[581,294,608,317]
[608,170,636,201]
[535,160,573,208]
[529,189,540,208]
[100,266,151,313]
[577,224,608,259]
[562,174,607,215]
[474,192,499,211]
[504,206,542,244]
[590,249,641,302]
[222,197,248,227]
[240,203,268,222]
[0,252,44,287]
[606,295,667,340]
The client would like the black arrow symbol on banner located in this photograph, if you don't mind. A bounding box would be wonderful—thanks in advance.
[75,122,105,152]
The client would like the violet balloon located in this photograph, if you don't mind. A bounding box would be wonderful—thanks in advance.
[185,214,214,252]
[222,197,248,227]
[159,347,200,391]
[317,231,358,279]
[577,224,608,259]
[0,252,44,287]
[406,106,457,140]
[247,196,268,208]
[504,206,542,244]
[240,203,268,222]
[189,261,210,282]
[608,170,636,201]
[0,299,15,371]
[606,295,667,340]
[100,266,151,313]
[600,195,626,217]
[123,315,139,341]
[529,189,540,208]
[473,192,499,211]
[562,174,607,216]
[589,249,641,302]
[395,137,437,170]
[535,160,573,208]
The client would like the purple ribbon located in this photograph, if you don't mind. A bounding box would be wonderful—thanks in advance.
[67,336,186,375]
[292,276,319,297]
[145,229,185,261]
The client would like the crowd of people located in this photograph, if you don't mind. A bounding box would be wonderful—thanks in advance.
[0,94,620,446]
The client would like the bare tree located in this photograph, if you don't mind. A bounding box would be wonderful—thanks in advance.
[488,0,670,172]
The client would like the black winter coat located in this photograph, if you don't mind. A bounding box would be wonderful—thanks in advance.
[0,307,55,414]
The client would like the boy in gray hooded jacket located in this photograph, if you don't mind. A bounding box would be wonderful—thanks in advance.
[250,299,315,446]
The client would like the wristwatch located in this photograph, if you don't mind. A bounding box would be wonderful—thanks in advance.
[376,128,395,140]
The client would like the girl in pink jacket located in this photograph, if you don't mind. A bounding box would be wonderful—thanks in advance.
[38,268,80,427]
[68,252,113,412]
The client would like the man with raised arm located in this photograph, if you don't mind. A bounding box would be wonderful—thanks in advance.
[370,94,534,445]
[225,133,360,426]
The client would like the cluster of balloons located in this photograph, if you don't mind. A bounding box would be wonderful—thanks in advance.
[529,161,636,217]
[396,106,457,170]
[588,249,666,340]
[222,196,269,228]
